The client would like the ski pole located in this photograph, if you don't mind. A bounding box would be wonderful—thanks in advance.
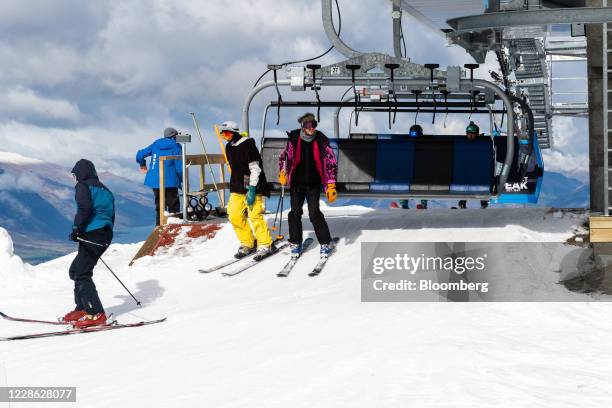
[190,112,223,205]
[277,184,285,240]
[271,188,283,235]
[77,238,142,307]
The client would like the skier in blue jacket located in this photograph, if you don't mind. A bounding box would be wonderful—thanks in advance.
[136,128,183,225]
[63,159,115,329]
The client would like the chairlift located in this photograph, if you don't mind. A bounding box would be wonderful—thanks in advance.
[246,57,543,204]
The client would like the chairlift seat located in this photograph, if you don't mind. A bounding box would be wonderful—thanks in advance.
[411,138,454,192]
[451,138,494,193]
[261,134,504,198]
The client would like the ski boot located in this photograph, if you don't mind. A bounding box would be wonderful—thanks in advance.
[290,243,302,260]
[234,245,255,259]
[253,245,273,261]
[73,313,107,329]
[415,200,428,210]
[320,243,333,259]
[61,309,87,323]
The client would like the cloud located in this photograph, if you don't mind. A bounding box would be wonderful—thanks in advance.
[542,149,589,181]
[0,0,590,186]
[0,121,149,173]
[550,116,588,153]
[2,87,81,122]
[0,171,45,192]
[540,116,589,181]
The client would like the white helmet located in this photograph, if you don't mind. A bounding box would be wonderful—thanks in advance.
[219,121,240,133]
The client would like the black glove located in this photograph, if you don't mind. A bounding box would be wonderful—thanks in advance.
[69,228,81,243]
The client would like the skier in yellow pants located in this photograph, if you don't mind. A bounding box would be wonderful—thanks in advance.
[220,121,273,260]
[227,193,271,251]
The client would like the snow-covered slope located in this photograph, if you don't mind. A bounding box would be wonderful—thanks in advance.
[2,207,611,408]
[0,227,30,276]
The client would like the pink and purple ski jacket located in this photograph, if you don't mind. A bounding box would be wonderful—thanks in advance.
[278,129,338,192]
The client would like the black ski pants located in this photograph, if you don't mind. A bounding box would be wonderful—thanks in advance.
[288,184,332,246]
[68,227,112,315]
[154,187,180,226]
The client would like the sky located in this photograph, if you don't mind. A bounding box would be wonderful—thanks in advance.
[0,0,589,182]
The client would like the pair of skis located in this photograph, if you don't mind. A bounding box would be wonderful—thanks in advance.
[0,311,166,341]
[276,238,315,277]
[198,237,338,278]
[198,240,291,276]
[277,237,339,277]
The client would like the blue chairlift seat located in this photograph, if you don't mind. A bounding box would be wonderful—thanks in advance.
[260,133,540,200]
[451,138,494,193]
[371,134,413,193]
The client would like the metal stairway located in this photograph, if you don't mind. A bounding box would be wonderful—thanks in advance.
[509,38,553,148]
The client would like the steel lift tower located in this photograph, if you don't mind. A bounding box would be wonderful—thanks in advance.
[436,0,612,241]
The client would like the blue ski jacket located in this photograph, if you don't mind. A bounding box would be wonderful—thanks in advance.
[136,137,183,189]
[71,159,115,234]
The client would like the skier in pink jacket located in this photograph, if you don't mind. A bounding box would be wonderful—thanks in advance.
[278,113,338,260]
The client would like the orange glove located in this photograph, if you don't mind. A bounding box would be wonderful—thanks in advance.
[278,170,287,186]
[326,183,337,203]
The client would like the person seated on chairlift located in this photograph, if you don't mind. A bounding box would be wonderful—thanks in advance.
[408,124,429,210]
[458,121,489,210]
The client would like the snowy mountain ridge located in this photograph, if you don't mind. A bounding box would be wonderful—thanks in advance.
[0,151,154,263]
[0,151,44,165]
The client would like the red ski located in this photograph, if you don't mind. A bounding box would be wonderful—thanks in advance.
[1,318,167,341]
[0,310,68,326]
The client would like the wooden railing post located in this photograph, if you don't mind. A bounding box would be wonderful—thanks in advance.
[199,165,205,191]
[159,157,167,226]
[157,154,229,219]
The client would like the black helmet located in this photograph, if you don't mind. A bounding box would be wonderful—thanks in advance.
[409,124,423,138]
[466,121,479,135]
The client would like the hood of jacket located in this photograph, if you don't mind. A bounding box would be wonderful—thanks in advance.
[71,158,106,188]
[71,159,99,182]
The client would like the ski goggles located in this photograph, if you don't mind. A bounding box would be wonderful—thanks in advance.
[302,120,318,129]
[221,130,234,140]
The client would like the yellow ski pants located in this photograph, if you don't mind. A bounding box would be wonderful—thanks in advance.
[227,193,273,248]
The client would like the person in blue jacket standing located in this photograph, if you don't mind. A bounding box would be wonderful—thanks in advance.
[62,159,115,329]
[136,128,183,225]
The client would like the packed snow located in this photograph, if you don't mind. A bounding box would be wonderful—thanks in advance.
[1,206,612,408]
[0,227,30,277]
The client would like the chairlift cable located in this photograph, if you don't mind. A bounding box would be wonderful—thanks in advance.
[441,90,450,129]
[412,90,422,124]
[399,15,407,59]
[253,0,342,88]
